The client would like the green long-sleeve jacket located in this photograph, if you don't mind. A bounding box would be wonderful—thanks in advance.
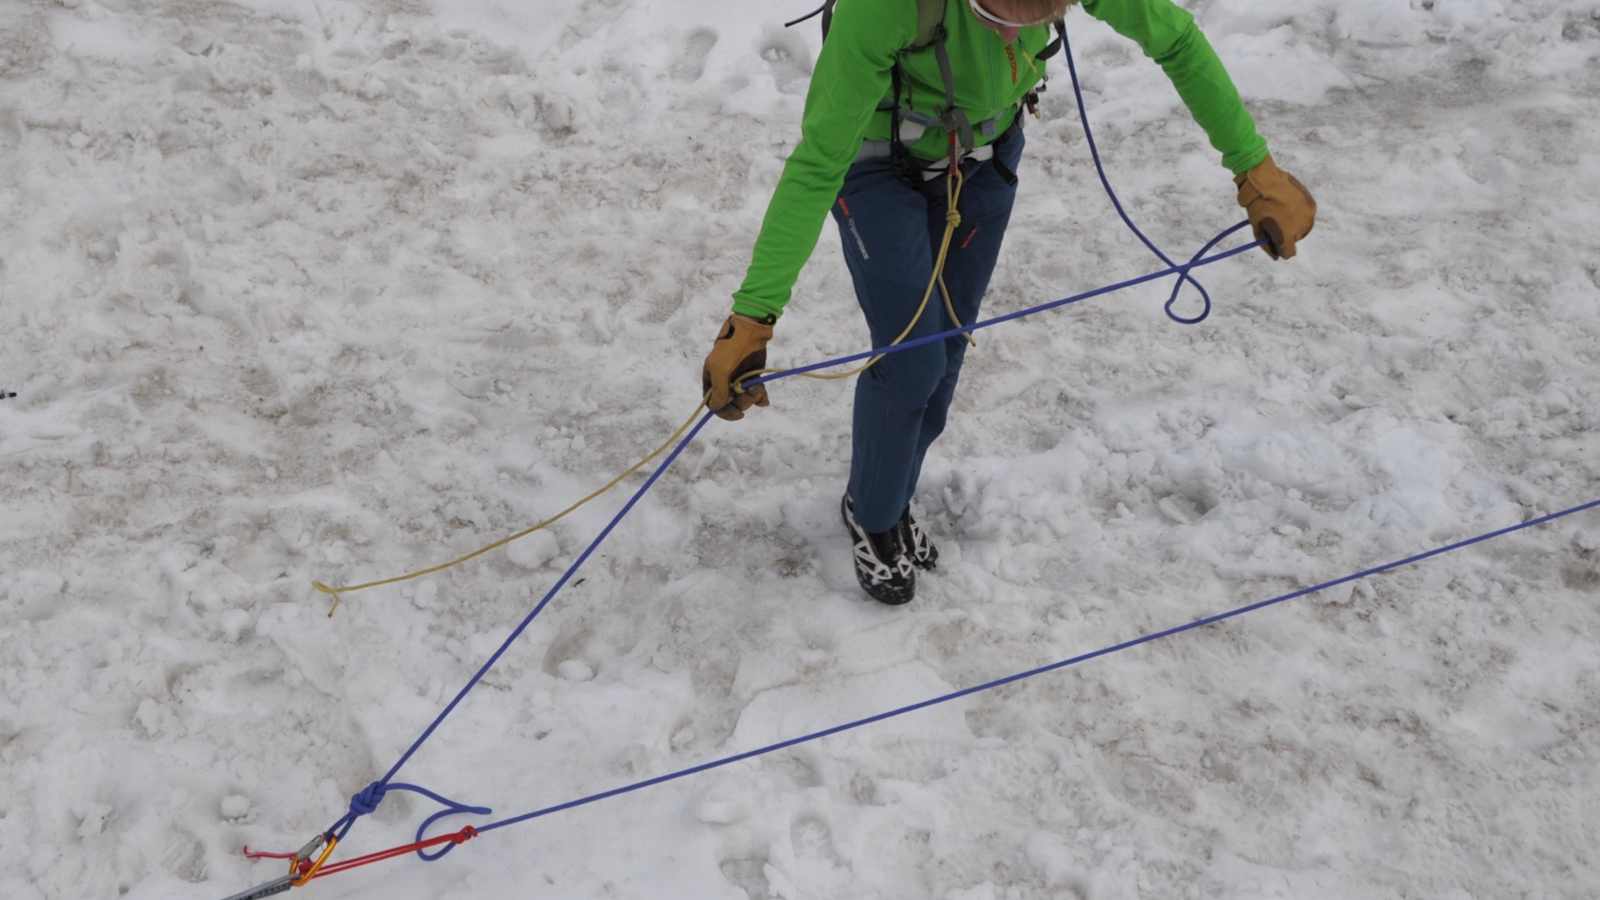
[731,0,1268,321]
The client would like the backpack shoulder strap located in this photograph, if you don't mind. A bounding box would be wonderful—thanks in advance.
[908,0,949,50]
[791,0,973,155]
[907,0,973,154]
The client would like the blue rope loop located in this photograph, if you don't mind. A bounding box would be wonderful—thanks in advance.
[1166,221,1253,324]
[333,781,492,861]
[1054,19,1249,325]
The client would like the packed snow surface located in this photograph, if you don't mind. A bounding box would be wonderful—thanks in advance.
[2,0,1597,898]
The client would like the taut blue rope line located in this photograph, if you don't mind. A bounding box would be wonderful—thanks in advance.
[470,496,1600,836]
[745,239,1259,393]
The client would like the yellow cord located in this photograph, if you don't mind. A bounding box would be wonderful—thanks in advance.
[740,163,974,391]
[315,402,704,617]
[316,162,975,616]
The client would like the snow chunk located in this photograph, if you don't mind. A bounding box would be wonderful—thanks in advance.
[76,802,113,838]
[506,530,559,570]
[556,658,594,682]
[1025,831,1085,889]
[220,794,252,821]
[219,609,251,643]
[693,778,751,825]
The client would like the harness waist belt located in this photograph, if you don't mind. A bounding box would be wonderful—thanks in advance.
[855,140,995,180]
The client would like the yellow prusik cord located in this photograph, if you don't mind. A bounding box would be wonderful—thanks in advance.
[315,402,705,617]
[735,162,974,396]
[316,162,975,617]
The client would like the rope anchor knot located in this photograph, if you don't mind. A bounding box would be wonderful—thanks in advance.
[349,781,387,818]
[333,781,493,863]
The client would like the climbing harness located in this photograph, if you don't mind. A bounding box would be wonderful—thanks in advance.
[785,0,1064,182]
[787,0,978,175]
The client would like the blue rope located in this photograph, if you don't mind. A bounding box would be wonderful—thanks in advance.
[745,239,1259,393]
[471,495,1600,836]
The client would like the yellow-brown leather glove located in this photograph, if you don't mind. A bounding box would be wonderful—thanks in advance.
[701,313,774,421]
[1235,155,1317,260]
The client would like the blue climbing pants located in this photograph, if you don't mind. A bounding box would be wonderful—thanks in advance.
[829,118,1025,533]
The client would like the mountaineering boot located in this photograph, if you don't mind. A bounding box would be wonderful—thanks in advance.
[897,506,939,570]
[841,495,916,605]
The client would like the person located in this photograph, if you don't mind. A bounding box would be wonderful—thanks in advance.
[700,0,1316,605]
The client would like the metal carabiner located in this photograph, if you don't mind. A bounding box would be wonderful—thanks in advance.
[290,832,340,886]
[291,833,328,862]
[223,830,330,899]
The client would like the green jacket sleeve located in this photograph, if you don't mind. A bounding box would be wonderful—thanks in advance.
[730,2,912,321]
[1081,0,1268,176]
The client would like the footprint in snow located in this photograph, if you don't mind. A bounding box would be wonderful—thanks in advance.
[790,813,843,864]
[760,29,814,96]
[671,27,718,83]
[720,855,774,899]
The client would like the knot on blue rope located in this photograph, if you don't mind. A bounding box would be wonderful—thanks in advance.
[331,781,493,862]
[349,781,387,818]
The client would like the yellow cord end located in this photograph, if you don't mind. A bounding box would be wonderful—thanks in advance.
[313,581,344,618]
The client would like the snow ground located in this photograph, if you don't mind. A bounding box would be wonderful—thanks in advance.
[1,0,1597,898]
